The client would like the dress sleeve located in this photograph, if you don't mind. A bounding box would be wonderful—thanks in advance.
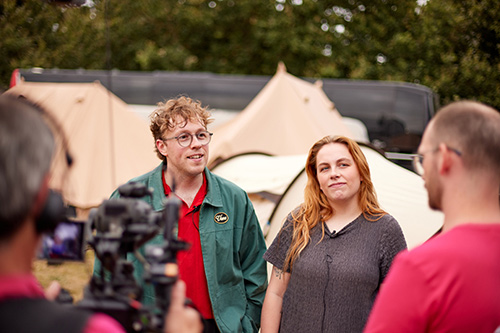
[378,214,408,280]
[263,213,295,271]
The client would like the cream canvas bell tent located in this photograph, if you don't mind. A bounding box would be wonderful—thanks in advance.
[208,63,442,250]
[208,63,354,167]
[211,153,307,231]
[5,81,159,214]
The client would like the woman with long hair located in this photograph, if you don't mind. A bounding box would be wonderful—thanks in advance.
[261,135,407,333]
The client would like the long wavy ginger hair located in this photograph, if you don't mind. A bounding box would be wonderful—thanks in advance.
[284,135,386,271]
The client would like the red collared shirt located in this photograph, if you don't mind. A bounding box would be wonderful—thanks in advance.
[162,170,213,319]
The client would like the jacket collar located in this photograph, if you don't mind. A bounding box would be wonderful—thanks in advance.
[203,167,223,208]
[149,163,223,209]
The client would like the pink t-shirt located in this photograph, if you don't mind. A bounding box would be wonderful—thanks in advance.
[364,224,500,333]
[0,274,124,333]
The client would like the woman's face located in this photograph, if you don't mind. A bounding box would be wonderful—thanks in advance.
[316,143,361,206]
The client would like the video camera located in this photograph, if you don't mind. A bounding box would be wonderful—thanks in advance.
[38,182,189,332]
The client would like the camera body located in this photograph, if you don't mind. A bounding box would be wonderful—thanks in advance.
[43,182,188,332]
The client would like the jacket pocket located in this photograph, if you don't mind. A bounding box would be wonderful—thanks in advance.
[214,285,246,333]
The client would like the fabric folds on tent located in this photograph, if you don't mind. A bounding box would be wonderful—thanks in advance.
[5,81,158,209]
[208,63,353,167]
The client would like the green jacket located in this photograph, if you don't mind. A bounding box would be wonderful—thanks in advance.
[94,163,268,332]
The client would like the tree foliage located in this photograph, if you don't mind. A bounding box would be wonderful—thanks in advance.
[1,0,499,109]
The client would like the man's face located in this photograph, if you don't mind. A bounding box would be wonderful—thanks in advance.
[418,124,443,211]
[157,117,209,179]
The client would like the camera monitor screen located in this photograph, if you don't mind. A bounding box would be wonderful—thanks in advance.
[37,220,86,262]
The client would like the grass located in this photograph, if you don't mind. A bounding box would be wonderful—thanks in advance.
[34,249,95,302]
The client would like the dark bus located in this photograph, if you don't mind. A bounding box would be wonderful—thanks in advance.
[14,68,438,160]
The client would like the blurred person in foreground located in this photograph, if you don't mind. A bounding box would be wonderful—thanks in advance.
[261,135,407,333]
[94,96,268,333]
[364,101,500,332]
[0,94,202,333]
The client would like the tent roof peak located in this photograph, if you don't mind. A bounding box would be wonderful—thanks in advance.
[276,61,287,73]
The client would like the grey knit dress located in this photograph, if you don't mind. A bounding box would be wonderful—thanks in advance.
[263,213,407,333]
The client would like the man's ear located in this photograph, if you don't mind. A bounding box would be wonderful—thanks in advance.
[437,143,453,175]
[156,139,168,158]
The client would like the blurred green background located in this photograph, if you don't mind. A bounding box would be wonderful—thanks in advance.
[1,0,499,109]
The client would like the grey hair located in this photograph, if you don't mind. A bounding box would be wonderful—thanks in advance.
[0,95,55,239]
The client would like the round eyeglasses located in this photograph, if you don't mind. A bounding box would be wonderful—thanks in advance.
[162,131,213,148]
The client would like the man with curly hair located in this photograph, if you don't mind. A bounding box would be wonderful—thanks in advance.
[95,96,267,333]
